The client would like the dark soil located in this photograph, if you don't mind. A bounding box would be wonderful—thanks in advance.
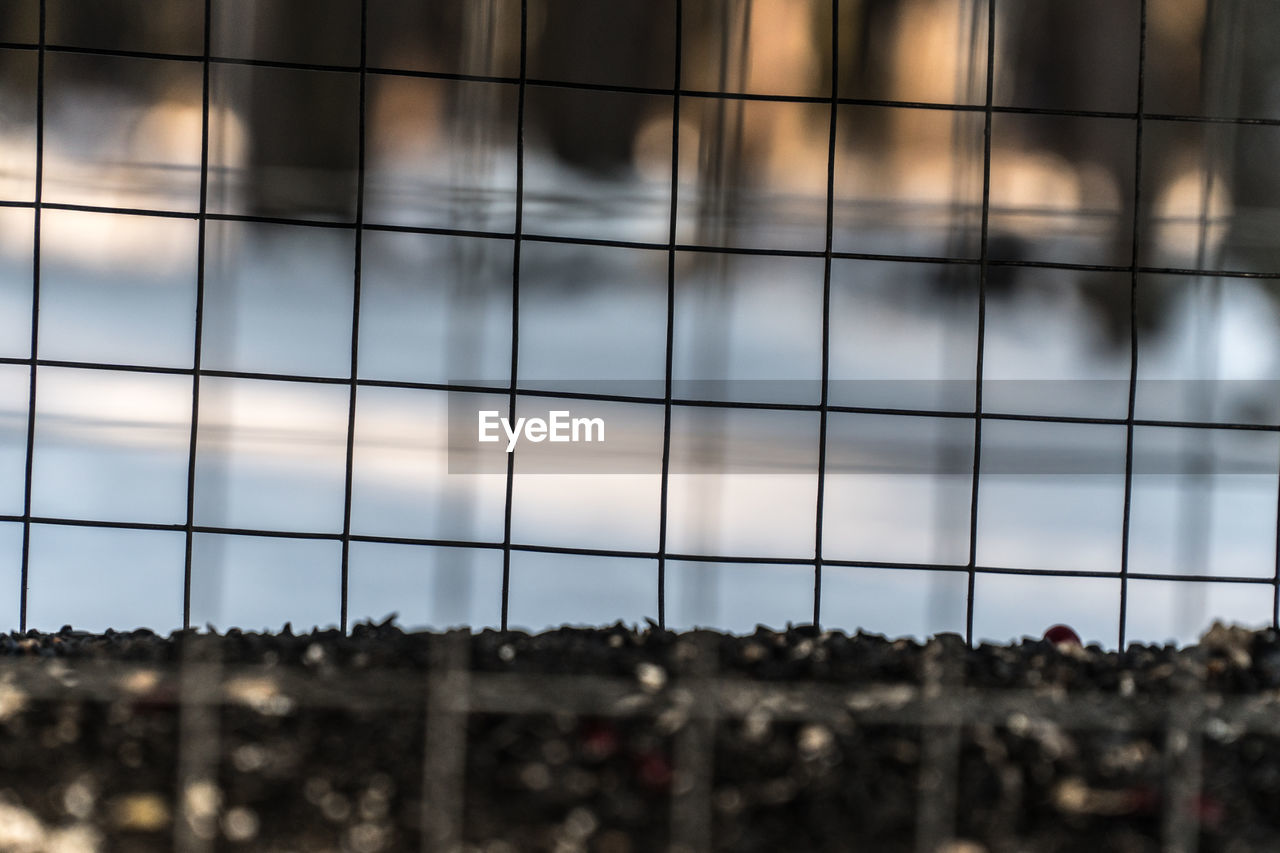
[0,620,1278,852]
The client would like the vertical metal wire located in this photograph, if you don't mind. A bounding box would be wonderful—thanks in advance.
[669,633,715,852]
[933,0,985,633]
[174,657,221,853]
[657,1,685,629]
[813,0,841,628]
[174,8,220,852]
[1118,0,1149,651]
[1162,702,1204,853]
[1274,421,1280,626]
[421,630,470,851]
[915,641,962,853]
[17,0,46,633]
[500,0,529,632]
[338,0,370,633]
[964,0,997,646]
[181,0,214,632]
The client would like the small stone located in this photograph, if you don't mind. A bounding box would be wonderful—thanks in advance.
[936,842,988,853]
[320,792,351,823]
[110,793,170,832]
[485,840,519,853]
[542,738,571,765]
[119,670,161,696]
[222,807,259,842]
[635,662,667,693]
[0,802,45,849]
[347,822,387,853]
[1201,621,1253,669]
[791,639,815,659]
[562,807,597,840]
[713,787,743,814]
[1052,778,1089,814]
[1206,716,1241,743]
[0,683,27,721]
[797,723,835,759]
[231,744,268,774]
[45,824,100,853]
[743,710,771,743]
[594,830,632,853]
[224,677,294,716]
[304,777,330,805]
[183,781,220,823]
[520,763,551,791]
[63,780,95,820]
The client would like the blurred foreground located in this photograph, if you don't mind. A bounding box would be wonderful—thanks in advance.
[0,621,1279,851]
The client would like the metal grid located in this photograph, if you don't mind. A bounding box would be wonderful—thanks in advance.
[1,0,1279,646]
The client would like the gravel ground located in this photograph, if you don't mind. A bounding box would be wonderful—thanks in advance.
[0,620,1278,852]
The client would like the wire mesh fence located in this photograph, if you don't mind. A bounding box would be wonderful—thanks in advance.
[5,4,1280,852]
[1,0,1280,648]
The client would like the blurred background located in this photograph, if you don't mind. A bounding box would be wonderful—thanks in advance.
[2,0,1280,647]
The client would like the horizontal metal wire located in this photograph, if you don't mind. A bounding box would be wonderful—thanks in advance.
[4,355,1280,435]
[0,511,1272,589]
[0,199,1273,279]
[0,657,1274,736]
[2,38,1280,128]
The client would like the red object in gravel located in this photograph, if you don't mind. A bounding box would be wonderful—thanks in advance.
[1043,624,1082,646]
[579,720,620,761]
[1193,792,1226,828]
[1124,785,1225,829]
[634,750,673,791]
